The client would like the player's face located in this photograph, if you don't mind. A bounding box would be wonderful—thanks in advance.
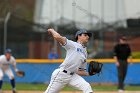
[120,39,126,44]
[5,53,11,60]
[80,33,90,43]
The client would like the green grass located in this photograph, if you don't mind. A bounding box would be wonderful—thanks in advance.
[125,85,140,91]
[2,83,140,91]
[132,52,140,58]
[2,83,46,91]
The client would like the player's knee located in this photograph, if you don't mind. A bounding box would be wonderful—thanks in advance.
[9,76,14,80]
[0,76,3,80]
[83,83,93,93]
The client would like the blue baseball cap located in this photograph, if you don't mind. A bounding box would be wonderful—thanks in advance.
[75,29,92,38]
[5,49,12,54]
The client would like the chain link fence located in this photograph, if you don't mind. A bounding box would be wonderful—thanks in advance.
[0,0,140,59]
[0,14,140,59]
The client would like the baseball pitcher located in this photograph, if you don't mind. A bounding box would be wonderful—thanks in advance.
[44,29,102,93]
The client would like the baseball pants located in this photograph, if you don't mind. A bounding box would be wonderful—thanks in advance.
[44,68,93,93]
[0,68,14,80]
[117,59,128,90]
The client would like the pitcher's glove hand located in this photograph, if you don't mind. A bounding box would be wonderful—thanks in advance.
[16,71,25,77]
[88,61,103,76]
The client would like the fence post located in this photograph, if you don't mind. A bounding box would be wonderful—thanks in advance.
[4,12,11,53]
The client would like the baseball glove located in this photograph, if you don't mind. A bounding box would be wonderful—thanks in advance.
[16,71,25,77]
[88,61,103,76]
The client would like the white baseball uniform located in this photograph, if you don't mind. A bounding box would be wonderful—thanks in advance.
[45,39,93,93]
[0,55,16,80]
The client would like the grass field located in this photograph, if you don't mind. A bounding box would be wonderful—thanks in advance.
[2,83,140,92]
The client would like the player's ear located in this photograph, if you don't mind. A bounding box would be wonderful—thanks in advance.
[75,37,78,41]
[76,34,82,41]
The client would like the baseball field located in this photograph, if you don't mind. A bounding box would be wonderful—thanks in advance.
[2,91,140,93]
[2,83,140,93]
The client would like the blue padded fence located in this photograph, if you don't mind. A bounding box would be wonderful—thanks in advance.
[3,63,140,85]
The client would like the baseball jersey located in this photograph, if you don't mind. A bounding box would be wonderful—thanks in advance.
[0,55,16,70]
[59,39,87,73]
